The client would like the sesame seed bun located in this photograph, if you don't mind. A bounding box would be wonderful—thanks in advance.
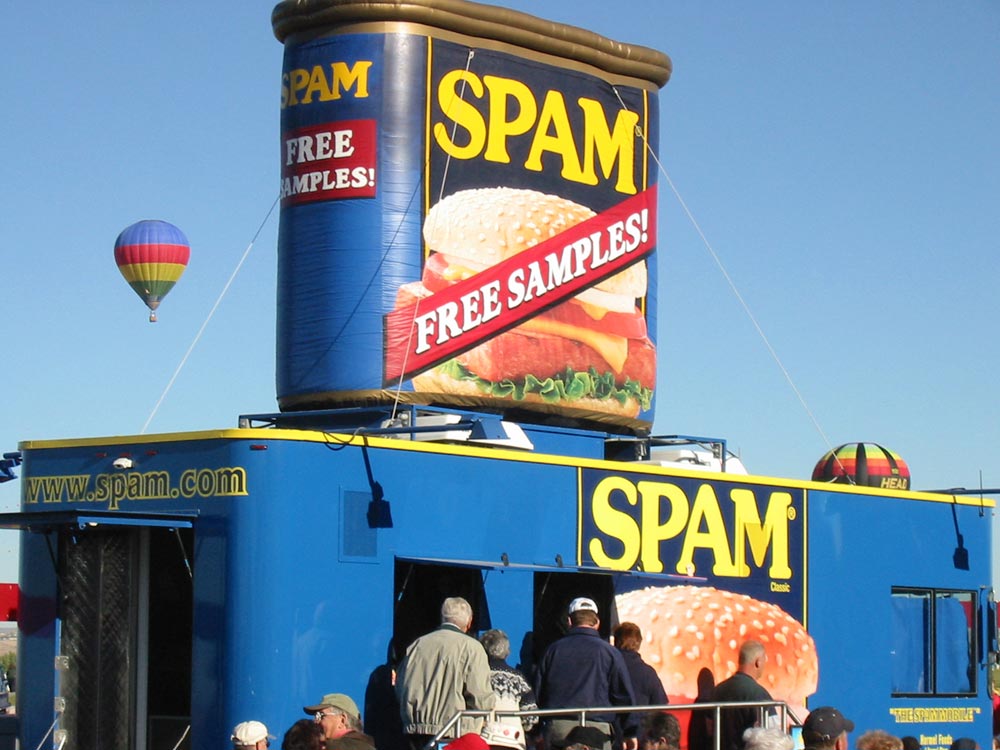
[615,585,818,707]
[424,187,647,309]
[423,187,596,265]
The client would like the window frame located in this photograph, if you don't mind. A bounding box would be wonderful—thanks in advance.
[891,586,978,698]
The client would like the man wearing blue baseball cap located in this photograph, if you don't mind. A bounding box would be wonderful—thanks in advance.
[801,707,855,750]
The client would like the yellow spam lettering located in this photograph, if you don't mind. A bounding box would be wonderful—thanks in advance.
[588,476,642,567]
[587,477,793,579]
[434,70,640,195]
[282,61,373,108]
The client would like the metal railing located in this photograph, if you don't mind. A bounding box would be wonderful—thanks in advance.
[427,700,802,750]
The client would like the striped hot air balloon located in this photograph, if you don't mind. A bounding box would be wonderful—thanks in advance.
[812,442,910,491]
[114,220,190,322]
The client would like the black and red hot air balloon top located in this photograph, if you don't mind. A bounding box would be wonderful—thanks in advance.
[812,442,910,490]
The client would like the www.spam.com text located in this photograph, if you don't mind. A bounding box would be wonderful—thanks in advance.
[23,468,248,511]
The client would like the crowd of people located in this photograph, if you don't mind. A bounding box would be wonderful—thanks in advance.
[228,595,989,750]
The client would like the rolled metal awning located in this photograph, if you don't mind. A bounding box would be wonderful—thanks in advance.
[0,509,197,531]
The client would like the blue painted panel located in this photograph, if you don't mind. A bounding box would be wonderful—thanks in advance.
[16,532,58,749]
[806,488,992,745]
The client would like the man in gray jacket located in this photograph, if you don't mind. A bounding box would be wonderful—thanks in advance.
[397,597,497,750]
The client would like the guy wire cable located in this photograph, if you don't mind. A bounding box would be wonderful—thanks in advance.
[611,86,846,475]
[141,196,279,434]
[391,47,477,421]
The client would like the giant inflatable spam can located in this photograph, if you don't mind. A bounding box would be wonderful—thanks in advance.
[272,0,671,433]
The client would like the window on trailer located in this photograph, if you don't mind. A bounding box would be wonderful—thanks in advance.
[891,587,976,696]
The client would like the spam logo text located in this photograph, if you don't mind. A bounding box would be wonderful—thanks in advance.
[433,68,643,195]
[281,60,373,108]
[581,471,802,580]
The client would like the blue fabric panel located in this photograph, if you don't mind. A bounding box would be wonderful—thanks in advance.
[935,596,972,693]
[891,595,929,693]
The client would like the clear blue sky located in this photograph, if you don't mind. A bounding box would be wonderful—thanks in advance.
[3,1,999,582]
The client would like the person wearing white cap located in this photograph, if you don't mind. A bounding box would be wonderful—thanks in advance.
[534,597,638,750]
[232,720,276,749]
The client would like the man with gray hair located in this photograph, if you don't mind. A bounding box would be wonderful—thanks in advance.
[397,597,496,750]
[480,628,538,747]
[742,728,793,750]
[712,640,773,750]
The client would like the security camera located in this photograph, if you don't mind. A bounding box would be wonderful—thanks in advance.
[112,457,134,470]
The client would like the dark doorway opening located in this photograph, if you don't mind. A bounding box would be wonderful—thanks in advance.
[58,525,193,750]
[146,527,193,750]
[393,561,491,655]
[532,571,616,662]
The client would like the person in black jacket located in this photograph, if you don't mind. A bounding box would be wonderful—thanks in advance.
[712,641,773,750]
[535,597,637,750]
[613,623,667,707]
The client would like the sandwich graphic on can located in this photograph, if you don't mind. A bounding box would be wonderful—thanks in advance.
[394,186,656,423]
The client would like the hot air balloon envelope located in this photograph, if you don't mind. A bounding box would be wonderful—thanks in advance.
[812,442,910,490]
[114,220,190,321]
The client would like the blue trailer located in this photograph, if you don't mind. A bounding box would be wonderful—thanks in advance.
[3,405,994,750]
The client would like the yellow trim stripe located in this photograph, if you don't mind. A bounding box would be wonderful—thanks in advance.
[576,466,584,564]
[19,428,994,507]
[802,489,809,628]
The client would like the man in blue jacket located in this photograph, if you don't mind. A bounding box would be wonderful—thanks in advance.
[535,597,637,750]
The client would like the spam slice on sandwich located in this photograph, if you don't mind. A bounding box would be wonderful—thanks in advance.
[396,187,656,423]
